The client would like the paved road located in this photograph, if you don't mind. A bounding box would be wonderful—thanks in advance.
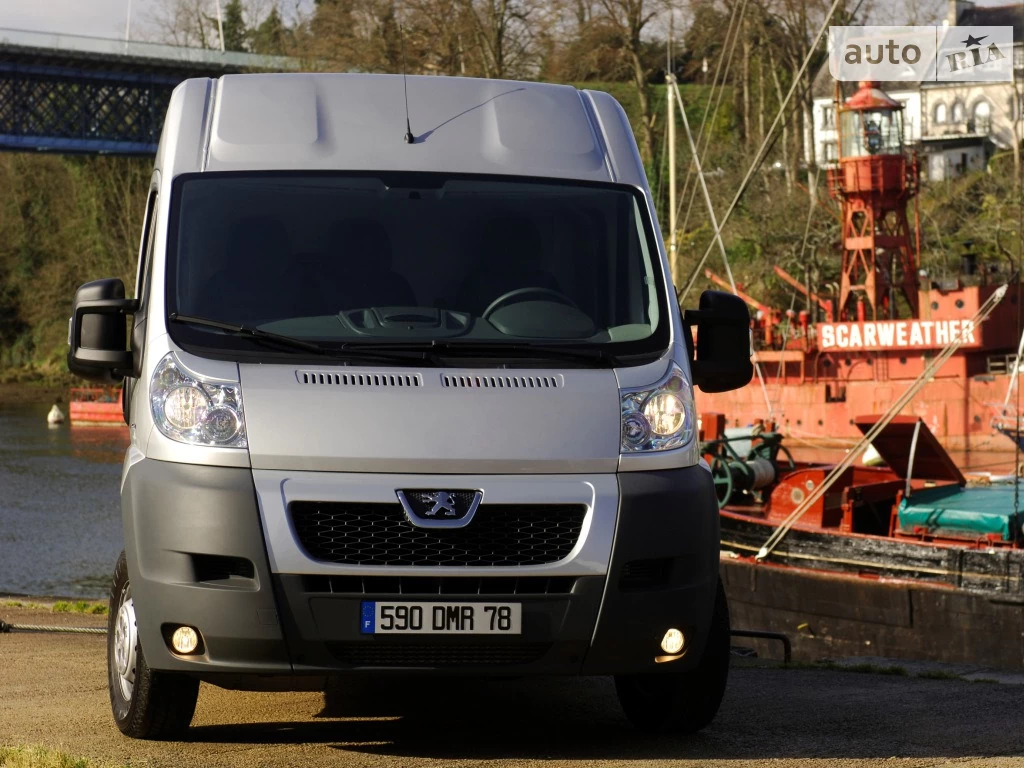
[2,605,1024,768]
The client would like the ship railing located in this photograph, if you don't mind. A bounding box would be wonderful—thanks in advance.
[987,354,1021,376]
[69,386,121,404]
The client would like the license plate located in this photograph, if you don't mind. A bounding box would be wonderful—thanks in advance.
[360,601,521,635]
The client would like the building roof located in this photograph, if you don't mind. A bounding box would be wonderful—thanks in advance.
[958,5,1024,40]
[158,74,645,187]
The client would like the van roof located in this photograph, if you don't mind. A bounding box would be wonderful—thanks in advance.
[157,74,645,187]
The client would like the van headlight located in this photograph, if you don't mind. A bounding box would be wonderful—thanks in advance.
[151,353,247,448]
[620,362,694,453]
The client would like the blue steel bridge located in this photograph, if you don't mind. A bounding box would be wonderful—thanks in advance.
[0,28,295,155]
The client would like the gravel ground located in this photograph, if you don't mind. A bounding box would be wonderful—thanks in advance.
[2,604,1024,768]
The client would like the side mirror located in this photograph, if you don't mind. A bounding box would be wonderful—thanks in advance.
[684,290,753,393]
[67,278,139,383]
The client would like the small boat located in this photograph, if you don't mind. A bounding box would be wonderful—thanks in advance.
[706,414,1024,671]
[68,387,124,426]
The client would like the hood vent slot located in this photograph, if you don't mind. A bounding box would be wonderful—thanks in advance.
[297,371,422,388]
[442,374,562,389]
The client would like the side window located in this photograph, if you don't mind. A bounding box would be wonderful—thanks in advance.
[135,190,158,307]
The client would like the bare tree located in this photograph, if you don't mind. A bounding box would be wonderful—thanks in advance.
[461,0,542,79]
[594,0,663,163]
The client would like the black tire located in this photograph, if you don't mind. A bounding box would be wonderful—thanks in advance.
[615,577,731,735]
[108,550,199,740]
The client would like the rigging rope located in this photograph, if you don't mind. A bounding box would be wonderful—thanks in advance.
[677,0,749,234]
[755,284,1010,561]
[678,0,847,304]
[771,165,822,411]
[673,80,774,421]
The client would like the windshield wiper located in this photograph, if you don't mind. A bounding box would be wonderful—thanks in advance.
[168,314,433,365]
[343,340,620,367]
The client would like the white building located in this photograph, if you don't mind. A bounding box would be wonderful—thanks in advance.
[811,81,921,167]
[808,1,1023,180]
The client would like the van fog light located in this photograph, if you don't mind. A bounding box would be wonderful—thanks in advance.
[660,628,685,655]
[171,626,200,654]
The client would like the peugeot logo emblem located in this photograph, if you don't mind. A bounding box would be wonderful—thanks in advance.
[396,489,483,529]
[421,491,458,517]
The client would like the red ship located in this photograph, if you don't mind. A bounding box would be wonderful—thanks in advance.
[699,81,1021,452]
[68,386,124,426]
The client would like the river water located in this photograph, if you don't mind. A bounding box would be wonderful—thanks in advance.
[1,401,1021,600]
[0,404,127,599]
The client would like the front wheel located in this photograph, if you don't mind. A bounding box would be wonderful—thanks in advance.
[615,578,731,734]
[108,550,199,740]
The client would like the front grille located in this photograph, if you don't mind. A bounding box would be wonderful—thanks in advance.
[303,575,578,595]
[290,502,586,566]
[441,374,562,389]
[296,370,421,387]
[328,642,551,667]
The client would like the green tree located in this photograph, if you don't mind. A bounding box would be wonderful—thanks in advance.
[221,0,248,51]
[250,7,288,55]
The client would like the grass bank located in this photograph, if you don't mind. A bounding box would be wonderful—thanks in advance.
[0,382,66,408]
[3,599,107,615]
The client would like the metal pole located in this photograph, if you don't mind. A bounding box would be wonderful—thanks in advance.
[124,0,133,43]
[215,0,226,52]
[667,72,677,284]
[904,419,923,500]
[1002,326,1024,411]
[666,9,677,284]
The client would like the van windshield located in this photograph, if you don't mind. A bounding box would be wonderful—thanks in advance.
[167,173,669,364]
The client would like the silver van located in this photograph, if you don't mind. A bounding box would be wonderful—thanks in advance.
[67,73,751,739]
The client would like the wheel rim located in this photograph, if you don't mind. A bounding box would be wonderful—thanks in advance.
[113,596,138,701]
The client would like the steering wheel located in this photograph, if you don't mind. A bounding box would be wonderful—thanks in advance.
[482,287,578,320]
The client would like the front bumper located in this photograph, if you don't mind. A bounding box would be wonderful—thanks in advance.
[122,459,719,681]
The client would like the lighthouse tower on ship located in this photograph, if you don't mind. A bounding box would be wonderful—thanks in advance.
[700,79,1021,451]
[829,80,920,322]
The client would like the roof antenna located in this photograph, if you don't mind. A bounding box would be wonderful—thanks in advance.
[400,25,414,144]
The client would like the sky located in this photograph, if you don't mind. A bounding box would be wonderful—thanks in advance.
[0,0,1018,42]
[0,0,312,40]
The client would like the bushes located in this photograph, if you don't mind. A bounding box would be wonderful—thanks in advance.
[0,155,148,381]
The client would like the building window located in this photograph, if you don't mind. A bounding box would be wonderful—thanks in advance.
[821,106,834,129]
[951,101,964,123]
[972,100,991,132]
[933,102,947,124]
[824,141,838,161]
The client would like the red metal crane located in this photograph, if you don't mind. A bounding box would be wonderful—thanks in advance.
[772,265,834,322]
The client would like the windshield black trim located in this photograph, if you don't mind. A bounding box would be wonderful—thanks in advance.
[164,170,671,367]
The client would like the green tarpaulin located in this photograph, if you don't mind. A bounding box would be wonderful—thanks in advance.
[898,486,1024,542]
